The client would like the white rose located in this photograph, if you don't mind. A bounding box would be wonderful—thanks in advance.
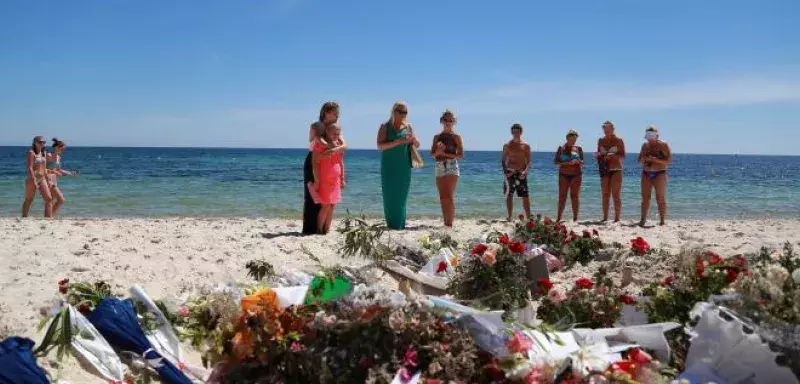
[792,269,800,284]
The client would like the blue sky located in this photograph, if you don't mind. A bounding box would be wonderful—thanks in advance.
[1,0,799,155]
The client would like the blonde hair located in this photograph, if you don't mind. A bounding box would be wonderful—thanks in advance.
[390,101,408,119]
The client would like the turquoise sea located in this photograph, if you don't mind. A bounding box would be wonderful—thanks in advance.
[1,147,799,219]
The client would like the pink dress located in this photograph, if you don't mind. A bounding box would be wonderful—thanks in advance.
[312,140,343,205]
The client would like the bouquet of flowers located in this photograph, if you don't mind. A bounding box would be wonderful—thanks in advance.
[640,249,748,324]
[537,268,627,329]
[446,232,530,311]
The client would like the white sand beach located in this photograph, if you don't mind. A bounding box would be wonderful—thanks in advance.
[1,216,799,382]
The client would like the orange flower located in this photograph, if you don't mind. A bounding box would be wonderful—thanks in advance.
[241,288,280,316]
[231,330,255,360]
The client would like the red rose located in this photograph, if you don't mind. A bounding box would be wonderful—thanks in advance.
[630,237,651,255]
[705,251,722,265]
[78,303,90,314]
[498,233,510,245]
[592,229,599,236]
[544,217,553,225]
[58,285,68,294]
[608,360,636,376]
[537,277,554,292]
[509,242,526,254]
[526,221,535,230]
[733,255,748,268]
[518,214,525,220]
[472,244,488,255]
[582,230,591,238]
[695,258,706,278]
[436,261,448,273]
[725,268,739,284]
[619,295,637,305]
[58,278,69,285]
[627,348,652,364]
[661,275,675,286]
[575,277,594,290]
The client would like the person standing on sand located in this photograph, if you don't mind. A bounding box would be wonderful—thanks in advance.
[596,120,626,223]
[47,138,78,216]
[22,136,53,218]
[311,123,346,234]
[431,109,463,228]
[554,129,584,222]
[303,102,346,235]
[638,125,672,226]
[502,124,532,221]
[377,101,420,230]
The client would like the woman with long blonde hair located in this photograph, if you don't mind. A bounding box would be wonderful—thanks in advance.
[377,102,420,229]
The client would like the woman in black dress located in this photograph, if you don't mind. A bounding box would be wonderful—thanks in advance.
[303,102,346,234]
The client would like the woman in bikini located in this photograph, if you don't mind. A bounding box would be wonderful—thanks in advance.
[595,121,626,222]
[554,129,584,222]
[431,110,464,228]
[638,125,672,226]
[303,102,346,235]
[22,136,54,218]
[46,138,78,216]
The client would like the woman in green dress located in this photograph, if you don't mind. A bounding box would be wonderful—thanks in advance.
[377,102,420,229]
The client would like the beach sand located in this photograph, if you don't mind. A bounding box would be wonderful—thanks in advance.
[1,216,799,382]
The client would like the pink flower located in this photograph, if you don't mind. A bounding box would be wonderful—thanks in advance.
[399,367,413,382]
[547,288,567,304]
[575,277,594,290]
[290,341,304,352]
[595,286,607,295]
[481,248,497,266]
[177,306,190,318]
[402,349,418,368]
[505,330,533,354]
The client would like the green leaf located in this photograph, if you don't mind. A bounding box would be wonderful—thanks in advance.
[34,310,62,356]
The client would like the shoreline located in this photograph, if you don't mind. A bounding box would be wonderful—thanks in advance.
[2,216,799,381]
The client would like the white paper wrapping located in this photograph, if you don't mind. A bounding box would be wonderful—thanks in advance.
[681,302,799,384]
[272,286,310,308]
[572,322,680,363]
[418,248,457,278]
[67,305,126,383]
[129,285,210,382]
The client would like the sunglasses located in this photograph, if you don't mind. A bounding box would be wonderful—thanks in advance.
[36,141,45,144]
[395,110,408,115]
[442,119,455,123]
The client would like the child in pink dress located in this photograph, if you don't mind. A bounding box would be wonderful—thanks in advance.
[311,123,346,234]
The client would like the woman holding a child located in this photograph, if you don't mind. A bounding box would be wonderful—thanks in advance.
[302,102,346,235]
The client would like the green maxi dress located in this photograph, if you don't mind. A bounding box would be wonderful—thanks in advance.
[380,121,412,229]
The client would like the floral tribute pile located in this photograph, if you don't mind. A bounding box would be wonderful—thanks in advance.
[19,215,800,384]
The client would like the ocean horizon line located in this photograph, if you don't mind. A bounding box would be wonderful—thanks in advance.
[0,145,796,157]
